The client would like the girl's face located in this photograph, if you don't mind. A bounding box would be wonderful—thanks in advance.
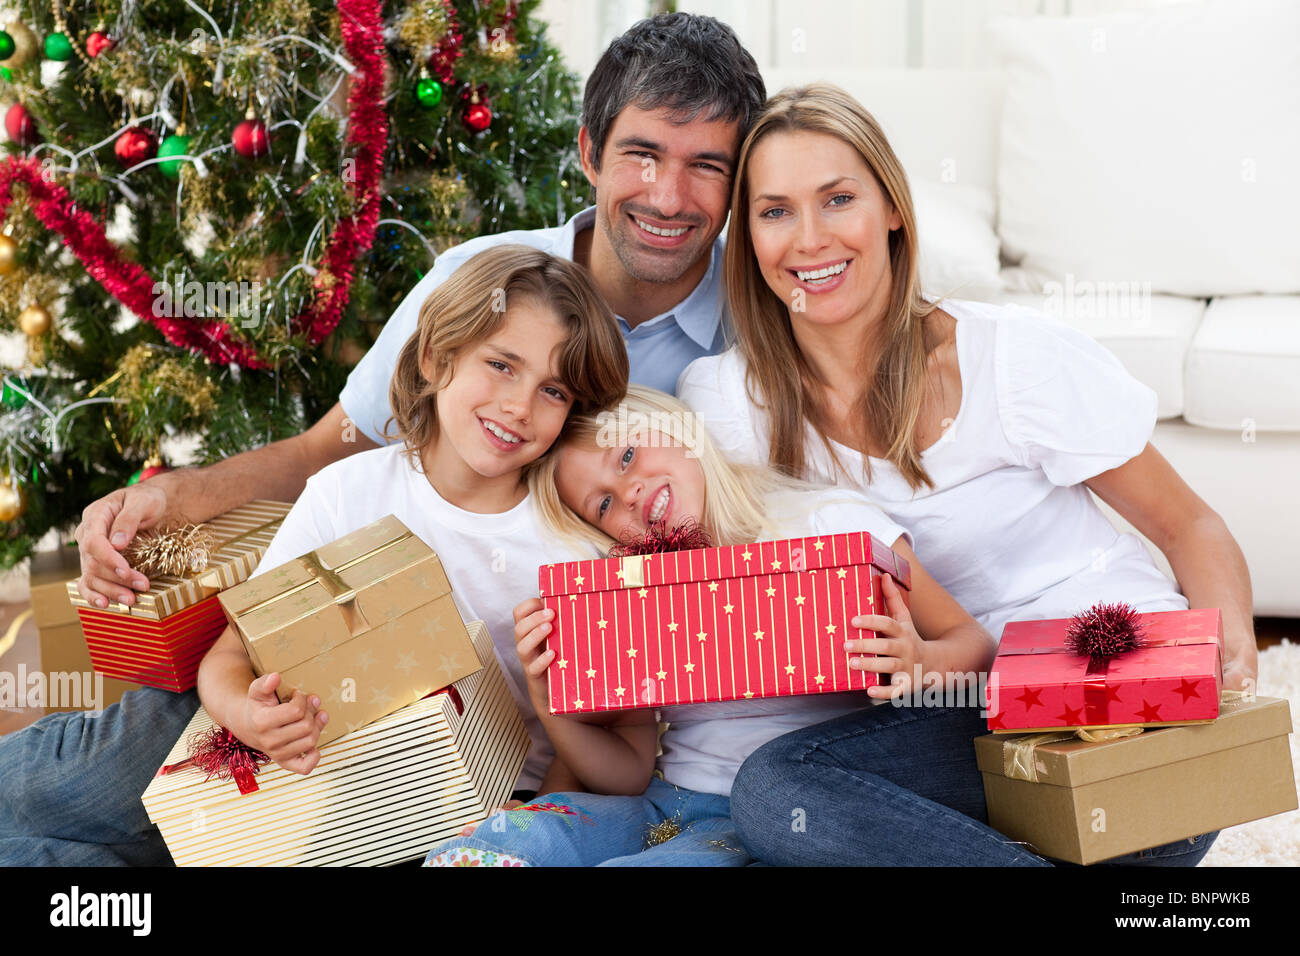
[423,299,575,485]
[745,129,902,330]
[555,431,706,543]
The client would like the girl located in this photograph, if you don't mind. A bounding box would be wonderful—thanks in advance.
[677,83,1248,865]
[423,385,996,866]
[198,244,628,793]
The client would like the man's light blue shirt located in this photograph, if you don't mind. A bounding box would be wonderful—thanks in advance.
[338,206,730,445]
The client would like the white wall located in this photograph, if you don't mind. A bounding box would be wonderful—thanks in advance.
[542,0,1206,76]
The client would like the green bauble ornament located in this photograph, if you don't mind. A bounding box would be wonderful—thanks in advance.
[156,133,192,179]
[44,32,73,61]
[0,31,14,60]
[0,379,26,410]
[415,77,443,110]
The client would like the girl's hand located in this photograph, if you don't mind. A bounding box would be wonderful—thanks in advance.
[514,598,556,710]
[240,672,329,774]
[844,574,928,700]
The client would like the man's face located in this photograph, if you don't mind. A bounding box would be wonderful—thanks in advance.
[579,104,740,285]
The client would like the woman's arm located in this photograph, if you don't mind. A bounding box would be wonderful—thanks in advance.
[1085,442,1257,690]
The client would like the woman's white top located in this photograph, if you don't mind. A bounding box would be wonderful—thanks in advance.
[677,298,1187,645]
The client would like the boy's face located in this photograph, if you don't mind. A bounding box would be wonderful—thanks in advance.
[579,104,741,285]
[425,299,574,483]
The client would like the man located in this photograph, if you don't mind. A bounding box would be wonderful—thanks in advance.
[0,13,765,866]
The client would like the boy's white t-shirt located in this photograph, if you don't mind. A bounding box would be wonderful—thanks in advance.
[248,442,600,791]
[657,487,911,797]
[677,298,1188,643]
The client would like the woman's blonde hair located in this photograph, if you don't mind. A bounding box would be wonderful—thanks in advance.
[386,244,629,473]
[724,83,937,491]
[530,385,833,552]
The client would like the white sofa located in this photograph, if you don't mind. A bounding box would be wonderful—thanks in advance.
[763,7,1300,616]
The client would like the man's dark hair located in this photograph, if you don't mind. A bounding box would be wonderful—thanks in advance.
[581,13,766,171]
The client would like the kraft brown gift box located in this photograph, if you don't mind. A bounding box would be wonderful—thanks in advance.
[28,548,137,713]
[218,514,480,748]
[974,694,1298,865]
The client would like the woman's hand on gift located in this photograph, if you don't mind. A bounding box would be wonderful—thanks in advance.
[514,598,556,711]
[242,672,329,774]
[845,574,928,700]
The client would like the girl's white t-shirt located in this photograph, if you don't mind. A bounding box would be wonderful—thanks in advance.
[656,487,910,796]
[249,442,600,791]
[677,298,1188,644]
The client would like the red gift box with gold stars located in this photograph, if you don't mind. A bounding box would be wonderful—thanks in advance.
[987,608,1223,733]
[539,533,911,715]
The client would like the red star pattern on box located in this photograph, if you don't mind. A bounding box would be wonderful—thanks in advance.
[539,532,909,714]
[987,607,1223,732]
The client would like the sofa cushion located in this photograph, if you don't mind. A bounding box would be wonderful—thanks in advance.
[979,290,1203,421]
[913,179,1003,300]
[990,0,1300,297]
[1184,296,1300,431]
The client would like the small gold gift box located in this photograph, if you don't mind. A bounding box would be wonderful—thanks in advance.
[219,515,480,747]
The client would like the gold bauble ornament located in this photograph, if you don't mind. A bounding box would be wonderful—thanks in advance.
[0,234,16,275]
[0,477,25,522]
[0,20,38,67]
[18,303,52,337]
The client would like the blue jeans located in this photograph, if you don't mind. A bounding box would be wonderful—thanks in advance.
[423,778,750,867]
[0,687,199,866]
[729,703,1218,867]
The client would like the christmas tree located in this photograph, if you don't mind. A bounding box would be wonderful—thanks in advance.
[0,0,590,569]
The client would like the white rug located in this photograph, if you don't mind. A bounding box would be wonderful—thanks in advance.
[1201,639,1300,866]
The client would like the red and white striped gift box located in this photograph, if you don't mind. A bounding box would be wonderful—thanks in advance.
[539,532,910,715]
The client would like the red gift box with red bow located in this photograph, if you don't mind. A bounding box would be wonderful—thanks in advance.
[539,532,910,715]
[987,607,1223,733]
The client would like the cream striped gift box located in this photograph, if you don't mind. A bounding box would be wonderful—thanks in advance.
[141,620,529,866]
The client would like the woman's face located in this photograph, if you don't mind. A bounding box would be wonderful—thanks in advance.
[555,431,706,543]
[745,129,902,330]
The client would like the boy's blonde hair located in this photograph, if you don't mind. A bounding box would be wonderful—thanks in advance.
[386,244,629,470]
[530,385,830,551]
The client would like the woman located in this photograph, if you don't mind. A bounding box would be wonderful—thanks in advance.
[677,83,1255,866]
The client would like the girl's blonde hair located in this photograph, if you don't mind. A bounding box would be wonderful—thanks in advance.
[530,385,833,552]
[724,83,938,491]
[386,244,629,473]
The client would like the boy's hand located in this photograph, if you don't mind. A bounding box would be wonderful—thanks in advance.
[845,574,927,700]
[514,598,556,711]
[241,672,329,774]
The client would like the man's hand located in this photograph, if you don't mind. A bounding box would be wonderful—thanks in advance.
[74,483,170,608]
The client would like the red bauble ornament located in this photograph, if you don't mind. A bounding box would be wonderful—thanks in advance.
[114,126,158,168]
[86,31,114,58]
[463,101,492,133]
[232,114,270,158]
[4,103,40,147]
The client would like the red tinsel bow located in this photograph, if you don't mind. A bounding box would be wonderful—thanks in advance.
[1065,601,1147,664]
[185,727,271,795]
[608,520,712,557]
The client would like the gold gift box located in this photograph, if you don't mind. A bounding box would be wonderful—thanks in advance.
[218,514,480,747]
[142,620,530,866]
[65,500,292,621]
[975,694,1298,864]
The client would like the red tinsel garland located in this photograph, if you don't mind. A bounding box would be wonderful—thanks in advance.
[0,0,387,369]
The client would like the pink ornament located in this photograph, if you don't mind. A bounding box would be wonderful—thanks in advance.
[86,31,114,58]
[114,126,158,168]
